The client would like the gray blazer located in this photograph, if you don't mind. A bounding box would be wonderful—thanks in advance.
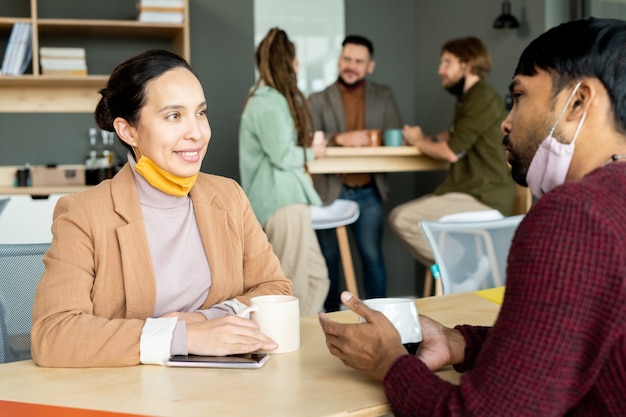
[308,80,402,204]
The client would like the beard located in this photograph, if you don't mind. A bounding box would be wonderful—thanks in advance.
[444,76,465,98]
[338,70,366,88]
[502,117,553,187]
[502,135,528,186]
[507,146,529,186]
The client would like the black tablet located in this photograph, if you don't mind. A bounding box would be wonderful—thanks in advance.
[166,353,270,369]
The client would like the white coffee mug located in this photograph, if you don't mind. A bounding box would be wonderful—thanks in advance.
[237,295,300,354]
[360,298,422,354]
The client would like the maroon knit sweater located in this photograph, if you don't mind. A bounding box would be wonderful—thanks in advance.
[383,162,626,416]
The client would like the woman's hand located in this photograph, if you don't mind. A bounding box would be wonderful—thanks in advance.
[312,131,327,158]
[185,315,277,356]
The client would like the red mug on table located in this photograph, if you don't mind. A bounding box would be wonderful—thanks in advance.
[365,129,382,146]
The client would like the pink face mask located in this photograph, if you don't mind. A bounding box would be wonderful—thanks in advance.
[526,82,587,198]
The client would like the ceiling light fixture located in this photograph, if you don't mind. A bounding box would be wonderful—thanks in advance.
[493,0,520,29]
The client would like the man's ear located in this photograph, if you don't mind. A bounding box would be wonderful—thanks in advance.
[568,79,595,120]
[463,62,473,76]
[367,59,376,74]
[113,118,136,147]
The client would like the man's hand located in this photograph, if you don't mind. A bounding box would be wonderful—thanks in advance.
[335,130,371,147]
[318,292,408,381]
[402,124,426,146]
[319,292,468,380]
[416,315,467,371]
[403,125,458,162]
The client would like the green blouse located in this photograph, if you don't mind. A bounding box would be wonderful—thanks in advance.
[239,85,321,225]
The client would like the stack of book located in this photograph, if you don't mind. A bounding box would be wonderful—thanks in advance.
[39,47,87,76]
[137,0,185,24]
[0,22,33,76]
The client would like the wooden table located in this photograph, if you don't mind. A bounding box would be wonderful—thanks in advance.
[307,146,449,174]
[307,147,532,223]
[0,292,500,417]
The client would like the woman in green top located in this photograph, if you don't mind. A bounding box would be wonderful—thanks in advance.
[239,28,329,316]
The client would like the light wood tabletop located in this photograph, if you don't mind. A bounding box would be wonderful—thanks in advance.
[307,146,449,174]
[0,292,500,417]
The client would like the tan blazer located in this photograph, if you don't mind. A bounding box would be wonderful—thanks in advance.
[31,164,291,367]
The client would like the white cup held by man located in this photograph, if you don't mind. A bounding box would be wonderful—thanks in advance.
[237,295,300,354]
[360,298,422,354]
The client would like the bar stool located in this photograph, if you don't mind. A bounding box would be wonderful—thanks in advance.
[310,199,360,298]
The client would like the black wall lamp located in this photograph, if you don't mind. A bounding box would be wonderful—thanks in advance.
[493,0,520,29]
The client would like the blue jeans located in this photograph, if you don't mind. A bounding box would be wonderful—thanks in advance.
[317,184,387,311]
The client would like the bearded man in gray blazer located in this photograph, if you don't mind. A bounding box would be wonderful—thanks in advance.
[309,35,402,311]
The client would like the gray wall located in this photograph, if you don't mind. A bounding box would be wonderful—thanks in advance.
[0,0,572,297]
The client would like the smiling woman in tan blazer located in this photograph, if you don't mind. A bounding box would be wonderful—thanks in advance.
[31,50,291,368]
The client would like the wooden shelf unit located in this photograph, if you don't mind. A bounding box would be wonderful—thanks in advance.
[0,0,189,113]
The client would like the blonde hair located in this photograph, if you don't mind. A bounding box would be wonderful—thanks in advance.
[244,28,313,147]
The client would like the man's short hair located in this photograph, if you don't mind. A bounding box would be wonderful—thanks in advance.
[342,35,374,57]
[515,18,626,134]
[441,36,491,79]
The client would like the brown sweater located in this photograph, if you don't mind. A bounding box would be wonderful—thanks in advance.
[339,82,372,187]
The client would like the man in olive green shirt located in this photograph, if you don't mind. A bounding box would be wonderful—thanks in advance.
[389,36,516,269]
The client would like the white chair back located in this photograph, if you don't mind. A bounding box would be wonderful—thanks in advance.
[0,242,50,363]
[420,215,524,294]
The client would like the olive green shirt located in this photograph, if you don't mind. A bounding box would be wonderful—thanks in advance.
[435,79,516,215]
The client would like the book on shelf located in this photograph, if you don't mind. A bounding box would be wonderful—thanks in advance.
[137,0,185,8]
[1,23,20,75]
[137,0,184,23]
[39,47,86,59]
[138,11,184,23]
[40,58,87,71]
[40,47,88,76]
[138,6,184,13]
[1,22,33,76]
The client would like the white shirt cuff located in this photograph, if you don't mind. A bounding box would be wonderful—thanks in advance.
[221,298,249,315]
[140,317,178,365]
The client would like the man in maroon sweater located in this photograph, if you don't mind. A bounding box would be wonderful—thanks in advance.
[319,18,626,416]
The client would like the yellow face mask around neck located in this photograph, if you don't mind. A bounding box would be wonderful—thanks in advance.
[134,154,199,197]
